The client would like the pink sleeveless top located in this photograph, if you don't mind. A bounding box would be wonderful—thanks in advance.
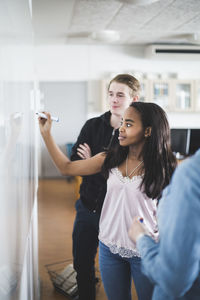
[99,168,158,257]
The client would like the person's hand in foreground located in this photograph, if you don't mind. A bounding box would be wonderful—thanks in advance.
[128,216,150,244]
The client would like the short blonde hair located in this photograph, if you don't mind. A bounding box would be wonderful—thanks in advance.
[108,74,141,97]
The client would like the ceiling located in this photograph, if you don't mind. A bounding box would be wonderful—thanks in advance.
[32,0,200,46]
[1,0,200,46]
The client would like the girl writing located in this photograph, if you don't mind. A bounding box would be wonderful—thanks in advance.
[39,102,176,300]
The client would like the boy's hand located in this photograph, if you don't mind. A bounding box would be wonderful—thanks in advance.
[77,143,91,159]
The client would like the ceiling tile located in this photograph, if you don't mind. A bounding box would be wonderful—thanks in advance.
[142,0,200,32]
[69,0,122,32]
[108,0,174,31]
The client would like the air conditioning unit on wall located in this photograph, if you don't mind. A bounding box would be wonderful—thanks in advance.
[145,44,200,60]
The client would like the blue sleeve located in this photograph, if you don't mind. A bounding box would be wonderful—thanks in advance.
[137,153,200,298]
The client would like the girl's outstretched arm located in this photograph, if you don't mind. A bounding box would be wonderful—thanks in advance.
[39,112,105,176]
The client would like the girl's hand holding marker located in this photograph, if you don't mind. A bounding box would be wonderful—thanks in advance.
[36,112,59,122]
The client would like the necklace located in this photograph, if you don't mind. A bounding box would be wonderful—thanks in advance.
[125,155,144,178]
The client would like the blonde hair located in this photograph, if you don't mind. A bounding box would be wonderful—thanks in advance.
[108,74,141,97]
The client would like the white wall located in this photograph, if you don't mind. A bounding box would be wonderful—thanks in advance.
[34,44,200,129]
[3,44,199,128]
[168,112,200,129]
[34,45,200,80]
[39,81,87,178]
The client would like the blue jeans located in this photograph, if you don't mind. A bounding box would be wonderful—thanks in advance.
[72,199,100,300]
[99,241,153,300]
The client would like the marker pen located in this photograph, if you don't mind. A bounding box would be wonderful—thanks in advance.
[36,112,59,122]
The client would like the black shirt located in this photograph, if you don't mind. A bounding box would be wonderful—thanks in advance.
[71,111,119,213]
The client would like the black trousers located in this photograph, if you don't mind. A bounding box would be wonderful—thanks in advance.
[72,199,100,300]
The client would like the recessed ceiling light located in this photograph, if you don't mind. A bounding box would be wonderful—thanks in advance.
[91,30,120,42]
[117,0,160,5]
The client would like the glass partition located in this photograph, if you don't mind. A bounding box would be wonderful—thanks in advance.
[0,1,39,299]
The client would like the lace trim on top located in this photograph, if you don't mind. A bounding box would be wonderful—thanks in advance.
[107,243,140,258]
[112,168,143,183]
